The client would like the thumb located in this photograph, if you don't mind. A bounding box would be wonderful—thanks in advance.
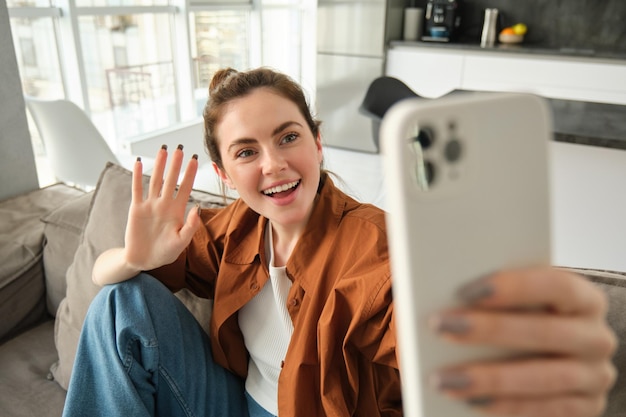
[179,205,203,244]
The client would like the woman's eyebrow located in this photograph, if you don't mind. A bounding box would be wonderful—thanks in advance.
[272,121,303,136]
[227,138,257,153]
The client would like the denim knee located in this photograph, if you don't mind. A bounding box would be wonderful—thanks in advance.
[88,273,171,314]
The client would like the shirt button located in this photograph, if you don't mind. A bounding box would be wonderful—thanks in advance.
[280,360,285,368]
[251,282,259,290]
[289,298,298,306]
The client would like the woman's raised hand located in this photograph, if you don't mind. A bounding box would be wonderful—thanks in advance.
[123,144,202,272]
[431,267,618,417]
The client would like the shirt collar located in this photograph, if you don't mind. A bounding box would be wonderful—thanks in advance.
[287,174,347,290]
[223,174,348,291]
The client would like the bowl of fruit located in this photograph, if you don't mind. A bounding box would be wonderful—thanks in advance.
[499,23,527,44]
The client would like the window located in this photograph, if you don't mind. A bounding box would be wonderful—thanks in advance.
[8,0,314,184]
[19,37,37,67]
[78,13,177,142]
[189,10,250,116]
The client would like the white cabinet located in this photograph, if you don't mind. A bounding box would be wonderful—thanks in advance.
[385,45,626,105]
[462,54,626,104]
[385,48,463,98]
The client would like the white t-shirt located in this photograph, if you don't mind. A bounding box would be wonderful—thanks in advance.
[238,222,294,415]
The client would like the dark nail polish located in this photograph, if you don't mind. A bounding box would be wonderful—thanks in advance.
[430,314,470,335]
[467,397,493,408]
[431,371,471,390]
[161,144,168,150]
[136,156,141,162]
[192,154,198,160]
[457,279,494,304]
[177,144,184,150]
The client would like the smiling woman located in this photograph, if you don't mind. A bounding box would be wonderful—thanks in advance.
[62,67,617,417]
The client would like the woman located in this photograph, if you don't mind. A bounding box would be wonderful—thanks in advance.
[63,68,617,417]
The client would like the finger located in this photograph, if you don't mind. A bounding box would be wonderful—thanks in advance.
[132,157,144,204]
[432,358,617,398]
[468,394,608,417]
[458,267,608,317]
[175,154,199,203]
[179,204,203,246]
[162,144,184,199]
[431,310,617,358]
[149,145,168,198]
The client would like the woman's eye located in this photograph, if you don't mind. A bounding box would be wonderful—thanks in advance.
[236,149,255,159]
[282,133,298,144]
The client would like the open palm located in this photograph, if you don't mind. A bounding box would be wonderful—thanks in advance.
[124,145,202,271]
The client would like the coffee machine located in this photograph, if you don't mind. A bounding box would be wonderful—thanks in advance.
[422,0,461,42]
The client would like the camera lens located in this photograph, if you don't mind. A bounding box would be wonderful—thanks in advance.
[424,159,436,185]
[416,127,434,149]
[444,138,462,163]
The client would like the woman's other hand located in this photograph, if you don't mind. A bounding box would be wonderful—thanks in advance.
[92,145,201,285]
[124,144,201,271]
[431,267,618,417]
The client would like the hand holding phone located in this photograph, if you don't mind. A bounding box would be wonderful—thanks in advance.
[381,92,553,416]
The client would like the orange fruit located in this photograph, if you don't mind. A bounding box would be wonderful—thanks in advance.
[501,27,515,35]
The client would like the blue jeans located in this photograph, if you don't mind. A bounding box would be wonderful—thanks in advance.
[62,273,272,417]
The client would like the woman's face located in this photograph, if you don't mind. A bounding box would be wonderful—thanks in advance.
[213,87,323,229]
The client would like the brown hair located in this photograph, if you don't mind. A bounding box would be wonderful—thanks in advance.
[203,67,321,169]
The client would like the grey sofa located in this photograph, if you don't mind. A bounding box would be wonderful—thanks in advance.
[0,163,625,417]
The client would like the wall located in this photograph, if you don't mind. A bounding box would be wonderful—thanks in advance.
[456,0,626,51]
[0,1,39,201]
[550,141,626,272]
[408,0,626,52]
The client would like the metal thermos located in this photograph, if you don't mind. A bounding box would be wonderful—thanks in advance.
[480,8,498,47]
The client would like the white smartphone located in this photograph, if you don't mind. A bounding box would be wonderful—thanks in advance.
[380,92,553,417]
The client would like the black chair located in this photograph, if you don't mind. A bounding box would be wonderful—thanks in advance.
[359,76,420,151]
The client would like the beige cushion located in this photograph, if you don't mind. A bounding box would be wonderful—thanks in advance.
[51,163,230,390]
[41,192,93,316]
[0,320,66,416]
[0,184,84,343]
[567,268,626,416]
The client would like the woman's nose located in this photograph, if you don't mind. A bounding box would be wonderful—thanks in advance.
[261,150,287,174]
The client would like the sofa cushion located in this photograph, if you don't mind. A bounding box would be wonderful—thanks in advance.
[0,184,84,343]
[51,162,230,390]
[0,320,65,417]
[41,192,93,317]
[567,268,626,417]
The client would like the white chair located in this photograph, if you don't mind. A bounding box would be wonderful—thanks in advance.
[24,97,153,190]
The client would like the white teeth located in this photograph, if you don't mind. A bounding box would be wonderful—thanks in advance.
[263,181,299,195]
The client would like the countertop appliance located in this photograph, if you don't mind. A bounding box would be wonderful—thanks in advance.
[423,0,461,42]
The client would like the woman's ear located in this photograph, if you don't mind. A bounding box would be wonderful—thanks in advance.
[212,162,235,189]
[315,132,323,164]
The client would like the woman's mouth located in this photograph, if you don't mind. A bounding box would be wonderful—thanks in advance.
[262,180,301,197]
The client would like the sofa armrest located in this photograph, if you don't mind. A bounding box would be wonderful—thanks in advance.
[0,184,84,343]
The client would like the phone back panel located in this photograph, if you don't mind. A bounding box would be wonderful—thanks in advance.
[380,93,552,417]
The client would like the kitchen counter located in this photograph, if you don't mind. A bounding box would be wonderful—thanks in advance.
[548,99,626,150]
[385,43,626,151]
[389,40,626,62]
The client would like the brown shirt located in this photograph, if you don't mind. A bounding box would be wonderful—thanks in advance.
[151,175,402,416]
